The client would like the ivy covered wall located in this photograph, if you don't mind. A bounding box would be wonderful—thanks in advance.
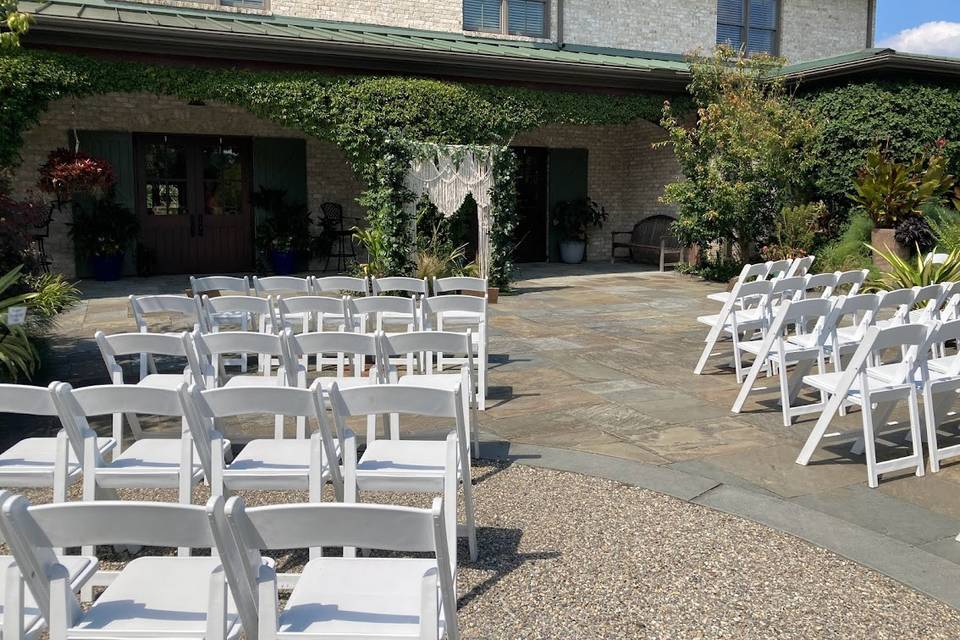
[801,79,960,216]
[0,49,677,286]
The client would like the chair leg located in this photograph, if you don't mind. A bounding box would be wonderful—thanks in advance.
[907,389,926,479]
[861,397,881,489]
[924,385,942,473]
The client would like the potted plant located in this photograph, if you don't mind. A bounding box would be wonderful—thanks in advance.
[68,197,139,281]
[253,187,314,275]
[37,148,114,202]
[551,197,608,264]
[849,145,955,270]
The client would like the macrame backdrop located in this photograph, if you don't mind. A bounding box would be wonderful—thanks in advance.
[404,146,496,278]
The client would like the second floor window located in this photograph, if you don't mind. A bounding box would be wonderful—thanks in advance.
[717,0,778,55]
[464,0,547,38]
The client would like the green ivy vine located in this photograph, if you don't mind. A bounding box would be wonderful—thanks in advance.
[0,48,679,287]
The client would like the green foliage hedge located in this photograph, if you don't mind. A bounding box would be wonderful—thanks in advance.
[803,79,960,214]
[0,49,676,287]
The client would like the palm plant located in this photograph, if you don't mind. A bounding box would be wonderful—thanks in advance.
[866,244,960,291]
[0,266,39,380]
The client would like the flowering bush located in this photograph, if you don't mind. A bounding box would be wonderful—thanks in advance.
[68,198,139,258]
[37,148,114,198]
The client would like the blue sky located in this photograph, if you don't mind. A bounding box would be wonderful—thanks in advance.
[875,0,960,55]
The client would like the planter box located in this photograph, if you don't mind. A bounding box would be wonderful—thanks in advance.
[871,228,908,272]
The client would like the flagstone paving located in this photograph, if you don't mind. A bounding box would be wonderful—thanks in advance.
[21,263,960,575]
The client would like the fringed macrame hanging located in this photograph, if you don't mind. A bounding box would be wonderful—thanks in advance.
[403,144,496,279]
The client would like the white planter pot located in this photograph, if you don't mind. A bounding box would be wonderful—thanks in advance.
[559,240,586,264]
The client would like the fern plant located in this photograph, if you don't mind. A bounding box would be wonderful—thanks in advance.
[0,266,39,381]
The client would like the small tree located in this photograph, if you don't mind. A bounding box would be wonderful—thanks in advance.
[658,46,817,261]
[0,0,31,49]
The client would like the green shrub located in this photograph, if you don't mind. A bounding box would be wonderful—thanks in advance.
[868,245,960,290]
[927,204,960,253]
[815,212,875,274]
[762,202,824,260]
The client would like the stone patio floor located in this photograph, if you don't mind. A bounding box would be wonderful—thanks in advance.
[30,262,960,577]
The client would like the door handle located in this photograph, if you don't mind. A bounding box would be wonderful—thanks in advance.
[189,211,195,237]
[198,213,204,237]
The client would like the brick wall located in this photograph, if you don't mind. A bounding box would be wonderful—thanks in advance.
[779,0,870,63]
[512,119,680,261]
[257,0,867,63]
[562,0,716,53]
[9,93,364,277]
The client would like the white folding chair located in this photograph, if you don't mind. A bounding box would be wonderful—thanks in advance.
[919,320,960,473]
[0,488,99,638]
[421,295,488,410]
[209,495,457,640]
[873,288,918,329]
[834,269,869,296]
[801,272,839,299]
[278,297,349,372]
[313,275,369,297]
[379,331,480,457]
[96,331,203,450]
[328,383,478,562]
[253,276,312,333]
[371,276,428,297]
[694,280,773,381]
[128,294,202,379]
[0,494,240,640]
[190,275,251,299]
[347,296,418,334]
[0,385,113,502]
[706,261,771,306]
[201,295,278,372]
[906,283,948,324]
[285,331,382,390]
[936,282,960,323]
[766,259,794,280]
[796,324,927,488]
[52,383,220,556]
[813,293,880,373]
[180,383,350,513]
[192,330,297,388]
[732,298,839,426]
[432,276,486,296]
[787,255,816,277]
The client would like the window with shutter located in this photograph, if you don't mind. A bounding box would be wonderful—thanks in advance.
[716,0,778,55]
[464,0,547,37]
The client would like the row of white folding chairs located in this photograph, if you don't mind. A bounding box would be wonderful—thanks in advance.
[0,378,478,560]
[129,291,489,404]
[190,274,488,299]
[729,283,960,423]
[695,269,870,380]
[0,489,459,640]
[790,320,960,499]
[706,256,816,306]
[97,328,482,452]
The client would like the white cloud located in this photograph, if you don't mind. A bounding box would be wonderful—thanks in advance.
[879,21,960,57]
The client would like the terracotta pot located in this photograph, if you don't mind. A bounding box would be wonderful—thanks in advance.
[487,287,499,304]
[871,228,908,272]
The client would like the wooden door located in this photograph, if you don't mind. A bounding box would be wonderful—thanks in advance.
[134,134,253,274]
[547,148,589,262]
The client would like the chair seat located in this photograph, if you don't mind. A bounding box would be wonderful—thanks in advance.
[803,370,913,400]
[138,373,190,390]
[738,339,811,358]
[437,310,483,323]
[0,437,115,486]
[222,374,284,388]
[278,556,443,640]
[68,557,241,640]
[0,554,97,637]
[210,311,247,325]
[696,307,765,329]
[707,291,731,304]
[223,439,338,490]
[930,355,960,376]
[315,376,372,391]
[96,439,205,487]
[396,374,461,392]
[357,440,456,492]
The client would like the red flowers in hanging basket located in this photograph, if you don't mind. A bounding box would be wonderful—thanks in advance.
[37,148,114,198]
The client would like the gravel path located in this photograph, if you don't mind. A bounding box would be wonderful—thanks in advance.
[15,462,960,639]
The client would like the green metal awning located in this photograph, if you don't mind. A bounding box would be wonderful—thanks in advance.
[18,0,692,90]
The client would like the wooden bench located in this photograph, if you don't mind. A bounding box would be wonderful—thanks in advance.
[611,215,686,271]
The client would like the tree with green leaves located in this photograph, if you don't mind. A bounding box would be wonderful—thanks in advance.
[658,46,818,261]
[1,0,30,49]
